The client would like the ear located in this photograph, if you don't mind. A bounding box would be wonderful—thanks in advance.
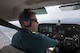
[23,21,29,26]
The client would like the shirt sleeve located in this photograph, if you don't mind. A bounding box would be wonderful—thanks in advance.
[42,34,57,48]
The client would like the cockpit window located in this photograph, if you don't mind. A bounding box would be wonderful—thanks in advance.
[36,5,80,24]
[0,25,17,48]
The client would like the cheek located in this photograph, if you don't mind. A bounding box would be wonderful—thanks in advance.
[32,23,38,29]
[33,23,38,27]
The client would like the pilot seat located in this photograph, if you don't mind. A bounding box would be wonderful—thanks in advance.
[0,45,26,53]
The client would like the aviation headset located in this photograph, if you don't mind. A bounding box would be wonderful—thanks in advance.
[19,9,33,27]
[20,17,31,27]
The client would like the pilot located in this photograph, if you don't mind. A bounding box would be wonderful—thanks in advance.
[11,9,57,53]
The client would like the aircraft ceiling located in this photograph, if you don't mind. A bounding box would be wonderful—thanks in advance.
[0,0,80,21]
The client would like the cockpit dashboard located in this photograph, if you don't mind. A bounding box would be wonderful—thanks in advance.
[38,23,80,38]
[38,23,80,53]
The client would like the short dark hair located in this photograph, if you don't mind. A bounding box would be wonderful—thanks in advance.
[18,9,35,26]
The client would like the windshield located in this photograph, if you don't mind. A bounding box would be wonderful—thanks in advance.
[0,4,80,49]
[37,5,80,24]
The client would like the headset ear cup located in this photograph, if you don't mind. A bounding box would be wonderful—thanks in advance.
[23,21,29,27]
[23,18,31,27]
[20,17,31,27]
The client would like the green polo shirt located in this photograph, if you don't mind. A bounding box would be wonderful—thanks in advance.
[11,29,57,53]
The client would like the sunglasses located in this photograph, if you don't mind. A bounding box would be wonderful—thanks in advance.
[31,19,38,23]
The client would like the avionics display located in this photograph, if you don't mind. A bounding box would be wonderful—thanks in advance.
[39,25,53,33]
[58,29,65,34]
[42,25,48,32]
[49,26,53,32]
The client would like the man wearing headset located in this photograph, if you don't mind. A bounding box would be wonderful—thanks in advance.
[11,9,57,53]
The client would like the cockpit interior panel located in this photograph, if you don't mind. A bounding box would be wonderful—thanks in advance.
[38,23,80,53]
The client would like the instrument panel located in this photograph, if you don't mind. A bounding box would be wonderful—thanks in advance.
[38,23,80,48]
[38,23,80,38]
